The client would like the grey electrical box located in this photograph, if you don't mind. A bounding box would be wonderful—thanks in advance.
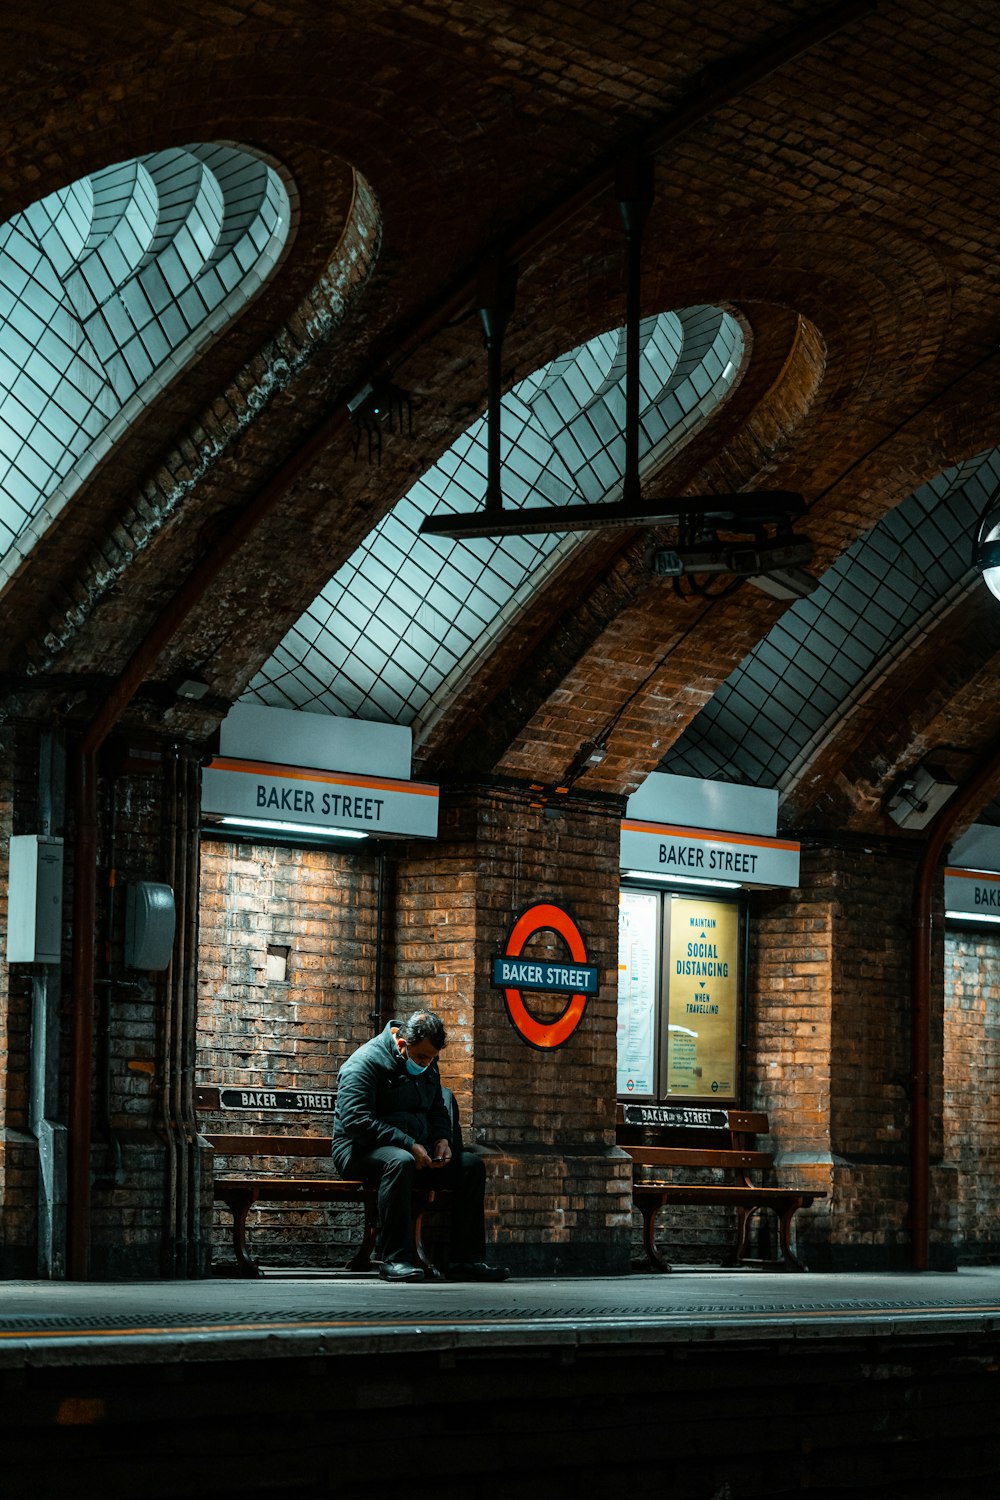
[6,834,64,963]
[125,881,176,971]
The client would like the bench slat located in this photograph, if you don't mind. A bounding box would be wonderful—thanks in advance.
[633,1184,816,1205]
[204,1134,332,1156]
[623,1145,773,1170]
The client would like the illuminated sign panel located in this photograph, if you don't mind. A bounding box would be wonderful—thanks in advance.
[202,757,439,839]
[944,867,1000,919]
[620,819,800,887]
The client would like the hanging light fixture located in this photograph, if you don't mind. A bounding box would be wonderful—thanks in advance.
[420,156,813,552]
[975,477,1000,601]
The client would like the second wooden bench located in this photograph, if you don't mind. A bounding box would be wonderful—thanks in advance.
[617,1102,825,1272]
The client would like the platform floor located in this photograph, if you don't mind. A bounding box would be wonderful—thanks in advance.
[5,1267,1000,1498]
[3,1264,1000,1365]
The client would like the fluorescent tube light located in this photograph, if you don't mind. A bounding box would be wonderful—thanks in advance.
[219,817,368,840]
[621,869,740,890]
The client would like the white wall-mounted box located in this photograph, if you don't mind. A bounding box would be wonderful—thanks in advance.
[6,834,64,964]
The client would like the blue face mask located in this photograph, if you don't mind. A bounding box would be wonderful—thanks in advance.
[404,1055,430,1077]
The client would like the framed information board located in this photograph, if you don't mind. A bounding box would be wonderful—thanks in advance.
[664,895,740,1099]
[616,884,743,1104]
[616,887,659,1095]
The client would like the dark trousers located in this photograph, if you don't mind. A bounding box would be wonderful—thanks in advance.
[344,1145,487,1266]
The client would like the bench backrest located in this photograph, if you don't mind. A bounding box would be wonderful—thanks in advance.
[202,1133,332,1157]
[195,1085,333,1162]
[616,1103,774,1176]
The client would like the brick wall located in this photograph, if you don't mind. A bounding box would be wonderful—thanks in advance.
[747,839,935,1271]
[197,837,381,1269]
[943,927,1000,1262]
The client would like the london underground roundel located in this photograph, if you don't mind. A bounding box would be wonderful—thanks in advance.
[492,902,598,1050]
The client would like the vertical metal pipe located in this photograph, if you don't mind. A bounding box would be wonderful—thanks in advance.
[67,744,98,1280]
[172,748,189,1272]
[31,731,67,1278]
[160,748,180,1274]
[183,753,203,1274]
[372,849,386,1036]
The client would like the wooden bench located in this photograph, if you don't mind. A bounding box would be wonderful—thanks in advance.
[196,1087,445,1278]
[617,1102,824,1272]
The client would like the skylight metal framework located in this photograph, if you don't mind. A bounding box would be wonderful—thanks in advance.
[246,305,744,730]
[0,144,290,584]
[664,449,1000,789]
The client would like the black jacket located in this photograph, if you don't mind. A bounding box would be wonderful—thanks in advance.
[331,1021,452,1174]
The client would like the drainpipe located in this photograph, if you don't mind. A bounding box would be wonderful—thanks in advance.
[911,737,1000,1270]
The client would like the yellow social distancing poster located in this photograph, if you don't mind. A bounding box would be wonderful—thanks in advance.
[665,896,739,1098]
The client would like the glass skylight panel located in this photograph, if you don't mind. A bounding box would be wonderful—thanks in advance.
[246,306,743,726]
[0,144,290,584]
[666,448,1000,788]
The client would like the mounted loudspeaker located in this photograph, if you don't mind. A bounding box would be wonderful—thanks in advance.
[125,881,176,971]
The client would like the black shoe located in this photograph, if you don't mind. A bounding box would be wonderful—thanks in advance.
[448,1261,510,1282]
[423,1264,446,1282]
[378,1260,425,1282]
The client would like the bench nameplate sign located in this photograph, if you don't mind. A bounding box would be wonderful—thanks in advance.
[623,1103,729,1129]
[218,1088,334,1111]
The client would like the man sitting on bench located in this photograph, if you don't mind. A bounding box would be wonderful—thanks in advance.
[332,1010,509,1284]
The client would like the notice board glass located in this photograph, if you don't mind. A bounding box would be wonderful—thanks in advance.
[616,887,659,1095]
[616,885,743,1103]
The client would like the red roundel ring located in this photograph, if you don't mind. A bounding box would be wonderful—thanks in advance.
[502,902,591,1050]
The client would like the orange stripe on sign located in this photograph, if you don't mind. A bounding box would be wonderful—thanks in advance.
[206,758,438,797]
[621,819,799,851]
[945,867,1000,883]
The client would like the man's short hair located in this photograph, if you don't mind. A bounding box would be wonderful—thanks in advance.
[398,1010,446,1050]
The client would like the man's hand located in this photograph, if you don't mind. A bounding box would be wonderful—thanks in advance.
[410,1142,435,1170]
[430,1139,452,1168]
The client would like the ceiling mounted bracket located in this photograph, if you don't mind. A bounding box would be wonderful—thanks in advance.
[477,255,519,520]
[348,377,413,464]
[615,155,655,511]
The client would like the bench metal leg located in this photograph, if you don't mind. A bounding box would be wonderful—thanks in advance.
[735,1203,808,1272]
[345,1190,379,1271]
[217,1189,263,1278]
[638,1195,673,1272]
[776,1202,808,1271]
[412,1189,434,1273]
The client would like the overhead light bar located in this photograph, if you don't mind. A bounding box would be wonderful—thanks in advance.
[621,868,741,890]
[420,490,808,541]
[217,817,368,840]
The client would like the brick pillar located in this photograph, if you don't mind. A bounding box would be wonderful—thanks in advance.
[751,836,951,1270]
[394,787,633,1275]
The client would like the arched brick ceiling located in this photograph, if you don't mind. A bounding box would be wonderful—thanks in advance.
[1,1,1000,837]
